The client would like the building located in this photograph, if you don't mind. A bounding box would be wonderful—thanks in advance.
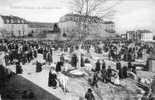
[58,14,115,40]
[140,30,154,42]
[28,22,60,35]
[0,15,29,37]
[28,22,60,39]
[125,30,154,42]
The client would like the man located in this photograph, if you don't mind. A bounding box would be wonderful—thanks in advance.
[85,88,95,100]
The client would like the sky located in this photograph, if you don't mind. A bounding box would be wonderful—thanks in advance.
[0,0,155,34]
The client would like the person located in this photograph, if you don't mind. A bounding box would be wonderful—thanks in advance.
[95,60,100,72]
[46,51,53,65]
[48,67,57,89]
[122,66,128,79]
[132,64,137,74]
[33,48,37,58]
[101,60,106,70]
[81,54,85,67]
[92,72,99,88]
[128,61,132,71]
[4,52,9,66]
[36,61,42,72]
[71,54,78,68]
[0,65,7,89]
[116,60,121,70]
[63,60,72,72]
[57,73,69,93]
[56,61,63,73]
[60,54,65,65]
[101,67,107,83]
[106,66,113,83]
[85,88,95,100]
[16,61,23,74]
[113,72,120,85]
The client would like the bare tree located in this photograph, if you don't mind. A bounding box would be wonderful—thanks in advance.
[68,0,122,41]
[67,0,122,99]
[69,0,122,17]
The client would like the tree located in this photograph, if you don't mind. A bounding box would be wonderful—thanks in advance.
[68,0,122,41]
[69,0,121,18]
[68,0,122,99]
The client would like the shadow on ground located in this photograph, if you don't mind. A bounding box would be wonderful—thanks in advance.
[0,66,60,100]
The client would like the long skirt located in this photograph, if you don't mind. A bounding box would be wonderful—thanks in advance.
[48,79,57,87]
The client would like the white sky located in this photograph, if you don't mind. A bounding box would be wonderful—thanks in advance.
[0,0,155,34]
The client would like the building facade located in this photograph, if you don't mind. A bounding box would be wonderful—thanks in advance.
[27,22,60,40]
[58,14,115,40]
[125,30,154,42]
[0,15,29,37]
[28,22,60,36]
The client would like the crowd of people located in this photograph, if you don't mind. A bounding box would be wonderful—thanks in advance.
[0,38,154,100]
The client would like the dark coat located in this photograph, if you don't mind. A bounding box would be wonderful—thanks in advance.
[48,72,57,87]
[46,52,53,63]
[81,56,84,67]
[116,62,121,70]
[85,92,95,100]
[16,65,23,74]
[95,61,100,72]
[122,67,128,78]
[56,62,63,72]
[36,62,42,72]
[102,62,106,70]
[71,55,78,67]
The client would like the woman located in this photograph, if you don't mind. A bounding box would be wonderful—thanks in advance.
[85,88,95,100]
[48,67,57,89]
[16,61,23,74]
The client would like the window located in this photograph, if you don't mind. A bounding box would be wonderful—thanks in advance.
[11,19,14,24]
[6,19,10,24]
[21,20,24,24]
[18,19,21,24]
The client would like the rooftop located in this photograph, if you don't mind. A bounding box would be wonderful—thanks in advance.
[0,15,28,24]
[59,14,114,24]
[28,22,57,28]
[127,30,152,34]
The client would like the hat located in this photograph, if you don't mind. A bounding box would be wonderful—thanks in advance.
[88,88,92,92]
